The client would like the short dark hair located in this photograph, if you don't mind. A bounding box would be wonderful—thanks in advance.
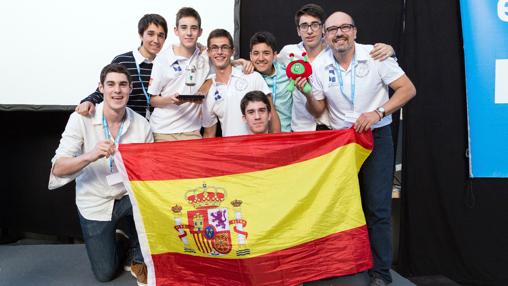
[176,7,201,28]
[294,3,326,27]
[138,14,168,38]
[100,64,131,85]
[240,91,271,115]
[207,29,234,48]
[249,31,278,52]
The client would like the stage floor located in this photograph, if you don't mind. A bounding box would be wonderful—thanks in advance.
[0,244,414,286]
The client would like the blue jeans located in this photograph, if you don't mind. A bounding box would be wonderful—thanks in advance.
[359,125,394,283]
[78,195,143,282]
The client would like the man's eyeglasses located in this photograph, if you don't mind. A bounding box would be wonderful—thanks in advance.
[325,24,356,34]
[298,22,322,32]
[209,45,232,53]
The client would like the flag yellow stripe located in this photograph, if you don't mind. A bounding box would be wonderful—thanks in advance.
[130,143,370,257]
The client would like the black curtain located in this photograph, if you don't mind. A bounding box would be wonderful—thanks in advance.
[239,0,403,59]
[0,111,82,238]
[399,0,508,285]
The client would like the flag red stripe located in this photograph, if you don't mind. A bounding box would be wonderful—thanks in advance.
[151,225,372,286]
[119,129,372,181]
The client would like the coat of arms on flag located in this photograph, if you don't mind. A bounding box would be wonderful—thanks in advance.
[116,129,374,285]
[171,183,250,257]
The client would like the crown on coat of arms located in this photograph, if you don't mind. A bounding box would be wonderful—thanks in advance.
[185,183,227,209]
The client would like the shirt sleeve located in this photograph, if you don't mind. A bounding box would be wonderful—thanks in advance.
[376,57,405,86]
[277,45,292,66]
[253,72,271,95]
[80,89,103,104]
[48,112,84,190]
[201,86,218,128]
[147,55,167,96]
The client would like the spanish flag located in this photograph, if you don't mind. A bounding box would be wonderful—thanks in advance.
[117,129,373,286]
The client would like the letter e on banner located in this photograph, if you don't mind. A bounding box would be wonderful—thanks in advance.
[495,59,508,103]
[499,0,508,21]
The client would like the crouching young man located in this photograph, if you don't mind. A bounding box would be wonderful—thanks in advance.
[240,90,272,135]
[49,64,153,285]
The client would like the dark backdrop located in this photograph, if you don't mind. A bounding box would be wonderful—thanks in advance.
[399,0,508,285]
[238,0,403,59]
[0,110,82,238]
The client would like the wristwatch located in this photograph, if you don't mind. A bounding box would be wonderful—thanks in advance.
[376,107,385,118]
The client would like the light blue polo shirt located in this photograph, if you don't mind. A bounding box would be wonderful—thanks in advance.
[262,61,292,132]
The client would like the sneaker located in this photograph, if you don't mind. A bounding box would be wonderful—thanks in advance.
[130,261,147,286]
[370,277,387,286]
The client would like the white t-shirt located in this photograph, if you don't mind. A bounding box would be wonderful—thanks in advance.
[148,45,210,134]
[310,43,405,130]
[279,42,331,131]
[202,67,271,137]
[48,103,153,221]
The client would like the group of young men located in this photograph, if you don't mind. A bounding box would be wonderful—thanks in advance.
[50,3,415,286]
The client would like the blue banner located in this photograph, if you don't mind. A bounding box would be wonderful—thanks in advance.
[460,0,508,177]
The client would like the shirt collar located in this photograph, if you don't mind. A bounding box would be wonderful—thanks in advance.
[297,41,305,51]
[354,43,369,62]
[262,62,279,79]
[324,42,367,70]
[210,66,242,85]
[92,102,132,130]
[92,103,105,125]
[133,48,152,65]
[231,66,244,78]
[170,45,201,61]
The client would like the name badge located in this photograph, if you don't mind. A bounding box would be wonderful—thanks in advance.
[106,172,123,186]
[344,111,361,123]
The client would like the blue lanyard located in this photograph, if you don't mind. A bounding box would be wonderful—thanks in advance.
[135,62,150,107]
[335,55,357,108]
[271,63,277,105]
[102,115,125,172]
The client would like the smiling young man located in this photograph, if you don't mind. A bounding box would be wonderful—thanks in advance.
[240,91,272,134]
[300,11,416,286]
[249,32,292,132]
[202,29,280,137]
[75,14,168,119]
[147,7,211,141]
[49,64,153,286]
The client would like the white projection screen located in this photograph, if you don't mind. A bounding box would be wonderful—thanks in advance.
[0,0,234,108]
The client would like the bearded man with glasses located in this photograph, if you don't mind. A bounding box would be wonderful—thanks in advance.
[299,11,416,286]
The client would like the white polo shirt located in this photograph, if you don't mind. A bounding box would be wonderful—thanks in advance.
[202,67,271,137]
[311,43,405,130]
[48,103,153,221]
[279,42,331,131]
[148,45,210,134]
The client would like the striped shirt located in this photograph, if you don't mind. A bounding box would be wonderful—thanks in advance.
[81,50,152,117]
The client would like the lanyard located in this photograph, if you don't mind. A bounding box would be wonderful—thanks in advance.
[135,62,150,107]
[102,115,125,172]
[270,63,277,105]
[335,54,357,108]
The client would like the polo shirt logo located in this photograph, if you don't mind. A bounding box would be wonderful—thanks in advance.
[214,90,222,101]
[328,69,337,85]
[172,61,182,72]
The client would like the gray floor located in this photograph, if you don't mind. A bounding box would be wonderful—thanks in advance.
[0,244,415,286]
